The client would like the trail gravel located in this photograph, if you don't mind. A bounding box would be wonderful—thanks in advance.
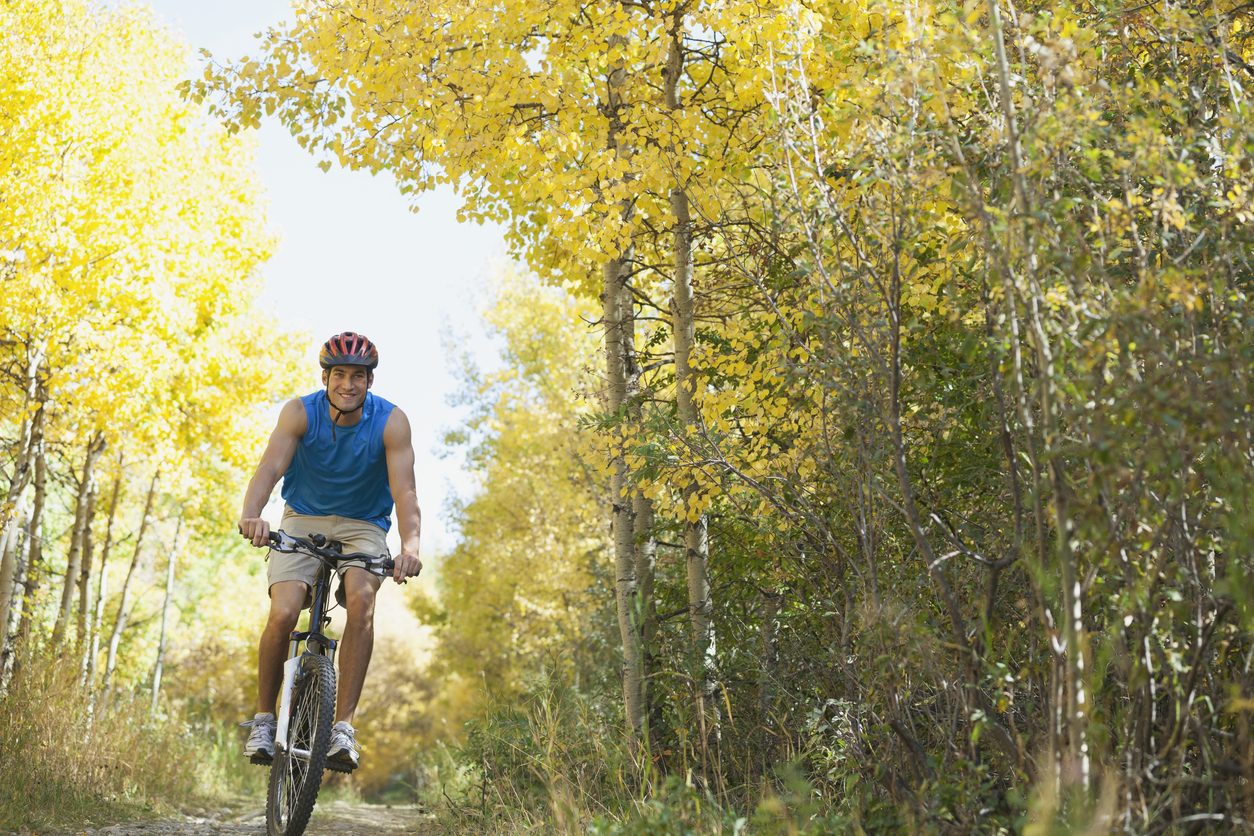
[18,801,436,836]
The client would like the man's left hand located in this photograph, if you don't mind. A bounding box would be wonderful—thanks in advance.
[392,553,422,584]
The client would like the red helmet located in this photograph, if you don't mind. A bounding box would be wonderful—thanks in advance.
[319,331,379,370]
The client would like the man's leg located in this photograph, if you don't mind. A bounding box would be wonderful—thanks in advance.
[257,580,308,714]
[335,567,381,724]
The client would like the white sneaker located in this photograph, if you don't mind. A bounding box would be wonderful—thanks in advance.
[243,713,277,759]
[328,721,359,767]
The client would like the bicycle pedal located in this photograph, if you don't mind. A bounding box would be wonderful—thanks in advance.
[325,759,357,774]
[249,754,274,766]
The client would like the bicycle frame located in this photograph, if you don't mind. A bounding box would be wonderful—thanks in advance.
[274,561,336,752]
[266,530,391,757]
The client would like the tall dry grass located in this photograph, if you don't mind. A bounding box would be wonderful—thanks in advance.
[0,652,200,829]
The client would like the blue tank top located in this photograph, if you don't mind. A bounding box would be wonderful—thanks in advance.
[281,390,396,531]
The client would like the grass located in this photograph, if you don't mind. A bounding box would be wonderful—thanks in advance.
[0,652,201,830]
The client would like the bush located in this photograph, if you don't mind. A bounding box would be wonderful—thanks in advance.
[443,669,634,835]
[0,653,201,829]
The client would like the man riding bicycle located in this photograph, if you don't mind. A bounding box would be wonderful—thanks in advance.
[237,331,423,769]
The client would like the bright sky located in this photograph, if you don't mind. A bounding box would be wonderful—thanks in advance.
[140,0,507,554]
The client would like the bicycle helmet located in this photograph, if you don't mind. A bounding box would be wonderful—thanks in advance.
[319,331,379,370]
[320,332,379,439]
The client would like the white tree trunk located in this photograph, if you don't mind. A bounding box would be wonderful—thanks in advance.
[622,272,657,740]
[104,471,159,688]
[0,502,30,651]
[601,11,653,739]
[664,8,716,759]
[52,433,106,647]
[0,395,43,646]
[15,445,47,648]
[151,517,183,711]
[604,253,644,736]
[75,482,100,647]
[84,457,124,687]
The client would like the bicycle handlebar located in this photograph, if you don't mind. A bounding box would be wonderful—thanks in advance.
[267,529,396,575]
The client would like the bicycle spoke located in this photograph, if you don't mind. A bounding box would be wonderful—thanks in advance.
[267,654,335,836]
[285,680,319,804]
[276,767,291,828]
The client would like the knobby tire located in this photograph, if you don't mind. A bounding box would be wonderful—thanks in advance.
[266,653,336,836]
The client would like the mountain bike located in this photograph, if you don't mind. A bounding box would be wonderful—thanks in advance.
[251,529,394,836]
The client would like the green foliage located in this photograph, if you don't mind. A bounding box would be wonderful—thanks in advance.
[443,668,633,835]
[589,778,741,836]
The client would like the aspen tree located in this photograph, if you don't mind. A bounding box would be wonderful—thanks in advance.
[150,516,183,711]
[0,2,304,706]
[51,434,106,648]
[82,458,123,685]
[0,348,44,633]
[103,472,158,689]
[193,0,679,737]
[13,446,46,650]
[662,3,716,761]
[75,486,100,649]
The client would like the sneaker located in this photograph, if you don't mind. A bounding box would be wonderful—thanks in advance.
[243,713,277,760]
[328,721,359,768]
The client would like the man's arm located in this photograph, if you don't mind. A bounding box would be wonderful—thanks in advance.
[238,398,308,547]
[383,407,422,583]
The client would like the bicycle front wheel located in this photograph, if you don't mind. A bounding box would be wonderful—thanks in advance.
[267,653,336,836]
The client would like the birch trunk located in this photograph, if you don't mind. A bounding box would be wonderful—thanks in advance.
[150,517,182,711]
[0,501,29,637]
[664,9,717,757]
[623,271,658,742]
[0,362,44,642]
[52,433,106,647]
[601,12,650,738]
[16,445,47,648]
[84,457,124,686]
[604,252,643,737]
[104,471,159,688]
[75,482,100,648]
[985,0,1087,785]
[1,341,44,506]
[0,503,30,678]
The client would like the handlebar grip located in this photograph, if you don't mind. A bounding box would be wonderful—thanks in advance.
[268,531,281,545]
[381,558,395,572]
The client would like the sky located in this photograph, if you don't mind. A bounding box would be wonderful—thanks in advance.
[139,0,508,554]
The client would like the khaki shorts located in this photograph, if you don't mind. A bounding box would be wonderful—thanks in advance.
[267,507,390,601]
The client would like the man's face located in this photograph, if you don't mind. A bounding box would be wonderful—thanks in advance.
[323,365,372,411]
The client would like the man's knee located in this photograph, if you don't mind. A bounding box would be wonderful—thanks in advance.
[344,580,377,624]
[266,582,307,632]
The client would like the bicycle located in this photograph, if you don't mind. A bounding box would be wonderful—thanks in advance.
[247,529,394,836]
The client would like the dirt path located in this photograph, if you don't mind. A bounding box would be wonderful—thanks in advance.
[56,802,436,836]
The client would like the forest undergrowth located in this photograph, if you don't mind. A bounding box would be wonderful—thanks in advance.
[0,653,227,829]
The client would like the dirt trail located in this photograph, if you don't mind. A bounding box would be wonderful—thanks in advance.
[46,802,436,836]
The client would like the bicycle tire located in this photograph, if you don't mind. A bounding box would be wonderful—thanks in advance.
[266,653,336,836]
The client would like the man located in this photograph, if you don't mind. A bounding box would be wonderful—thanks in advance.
[237,331,422,768]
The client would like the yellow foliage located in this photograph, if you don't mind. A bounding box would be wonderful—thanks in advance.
[416,265,608,709]
[0,0,306,528]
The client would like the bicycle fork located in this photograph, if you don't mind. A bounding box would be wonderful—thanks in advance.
[275,632,337,753]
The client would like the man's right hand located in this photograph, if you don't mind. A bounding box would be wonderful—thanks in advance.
[239,517,271,548]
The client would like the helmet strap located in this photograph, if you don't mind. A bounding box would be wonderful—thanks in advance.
[327,388,365,442]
